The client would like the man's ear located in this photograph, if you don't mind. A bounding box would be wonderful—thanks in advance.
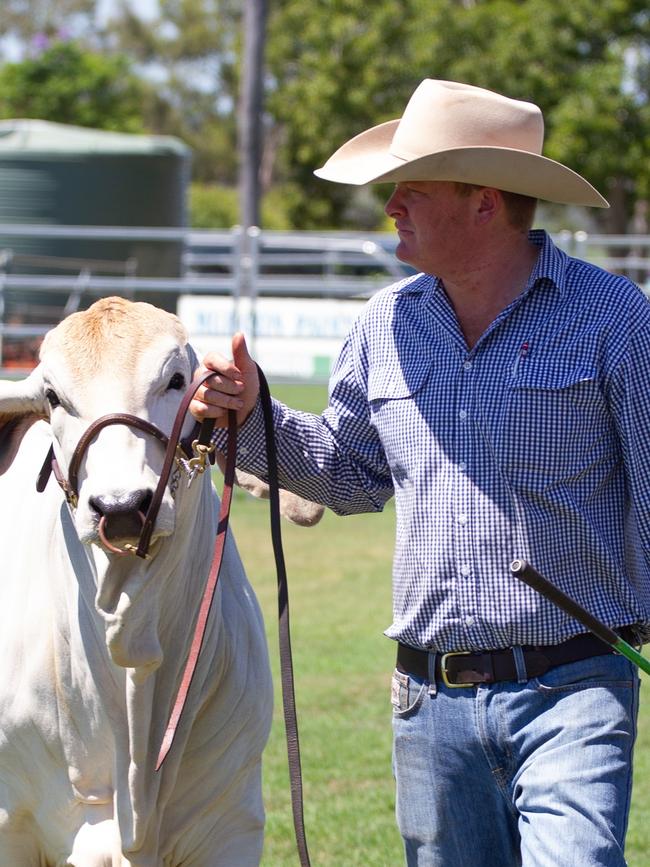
[475,187,501,224]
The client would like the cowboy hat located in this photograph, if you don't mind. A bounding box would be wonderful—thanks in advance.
[314,79,608,208]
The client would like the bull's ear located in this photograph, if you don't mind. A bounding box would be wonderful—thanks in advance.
[0,368,47,474]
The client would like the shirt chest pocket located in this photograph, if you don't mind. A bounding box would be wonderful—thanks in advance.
[499,363,615,484]
[367,360,435,463]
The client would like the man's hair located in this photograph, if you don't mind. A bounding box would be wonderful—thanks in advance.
[454,183,537,232]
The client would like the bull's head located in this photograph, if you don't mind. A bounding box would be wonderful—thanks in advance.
[0,297,198,556]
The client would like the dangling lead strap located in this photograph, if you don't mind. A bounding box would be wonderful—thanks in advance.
[156,368,312,866]
[257,364,312,867]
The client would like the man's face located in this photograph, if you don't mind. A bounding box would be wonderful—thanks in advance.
[384,180,475,276]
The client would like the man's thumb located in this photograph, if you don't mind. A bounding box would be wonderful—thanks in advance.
[232,332,255,373]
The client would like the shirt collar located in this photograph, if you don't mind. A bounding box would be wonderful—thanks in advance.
[524,229,567,297]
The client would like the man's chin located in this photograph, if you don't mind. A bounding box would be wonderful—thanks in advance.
[395,242,418,270]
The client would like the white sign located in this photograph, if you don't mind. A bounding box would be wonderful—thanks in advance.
[178,295,367,380]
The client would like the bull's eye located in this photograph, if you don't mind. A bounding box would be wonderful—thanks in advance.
[167,372,185,391]
[45,388,61,408]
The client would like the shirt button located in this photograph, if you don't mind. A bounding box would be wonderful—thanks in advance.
[463,360,472,371]
[239,446,248,456]
[459,409,468,420]
[464,615,475,626]
[460,564,471,576]
[457,513,468,525]
[459,461,467,472]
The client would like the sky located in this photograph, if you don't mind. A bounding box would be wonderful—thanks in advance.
[96,0,159,26]
[0,1,160,64]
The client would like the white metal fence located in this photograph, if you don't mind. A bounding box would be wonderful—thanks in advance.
[1,224,649,377]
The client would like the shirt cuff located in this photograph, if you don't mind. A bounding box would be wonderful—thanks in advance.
[211,396,269,476]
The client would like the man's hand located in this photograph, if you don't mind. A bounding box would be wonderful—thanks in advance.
[190,333,260,427]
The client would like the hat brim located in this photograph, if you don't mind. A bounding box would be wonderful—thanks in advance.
[314,119,608,208]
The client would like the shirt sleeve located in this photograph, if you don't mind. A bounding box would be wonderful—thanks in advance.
[609,291,650,565]
[230,336,395,516]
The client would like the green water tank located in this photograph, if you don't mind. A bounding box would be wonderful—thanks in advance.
[0,120,191,316]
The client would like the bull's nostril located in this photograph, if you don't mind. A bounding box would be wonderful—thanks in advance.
[89,489,153,518]
[89,490,154,541]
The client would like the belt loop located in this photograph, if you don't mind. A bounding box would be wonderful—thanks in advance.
[427,652,438,695]
[512,646,528,683]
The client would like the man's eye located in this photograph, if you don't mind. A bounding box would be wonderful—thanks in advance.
[167,372,186,391]
[45,389,61,408]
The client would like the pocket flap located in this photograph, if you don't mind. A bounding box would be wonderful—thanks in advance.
[513,364,598,390]
[368,359,434,401]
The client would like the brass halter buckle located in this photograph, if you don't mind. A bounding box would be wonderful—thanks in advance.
[187,439,216,474]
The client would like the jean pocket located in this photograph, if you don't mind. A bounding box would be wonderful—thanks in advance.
[391,668,427,717]
[534,653,636,694]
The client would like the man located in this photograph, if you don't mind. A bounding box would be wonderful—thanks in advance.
[191,80,650,866]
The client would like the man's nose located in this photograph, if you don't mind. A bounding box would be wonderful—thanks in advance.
[384,187,406,218]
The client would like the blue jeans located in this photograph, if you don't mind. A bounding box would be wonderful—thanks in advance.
[391,652,640,867]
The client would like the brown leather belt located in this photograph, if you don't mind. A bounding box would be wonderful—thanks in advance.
[396,627,638,688]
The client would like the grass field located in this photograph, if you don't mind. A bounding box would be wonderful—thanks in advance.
[227,382,650,867]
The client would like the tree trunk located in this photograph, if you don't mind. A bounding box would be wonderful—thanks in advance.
[238,0,268,231]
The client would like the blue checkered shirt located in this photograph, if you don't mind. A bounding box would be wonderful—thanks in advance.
[234,230,650,651]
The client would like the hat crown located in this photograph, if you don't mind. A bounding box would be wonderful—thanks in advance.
[391,79,544,161]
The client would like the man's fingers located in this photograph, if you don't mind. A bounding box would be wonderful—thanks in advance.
[190,334,259,425]
[198,371,244,399]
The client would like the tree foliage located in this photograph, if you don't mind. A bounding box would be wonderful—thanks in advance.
[0,40,147,132]
[107,0,241,182]
[0,0,648,231]
[0,0,97,44]
[265,0,650,230]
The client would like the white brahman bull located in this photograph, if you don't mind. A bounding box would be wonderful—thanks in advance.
[0,296,320,866]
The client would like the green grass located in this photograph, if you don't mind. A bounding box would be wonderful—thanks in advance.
[269,381,330,416]
[227,381,650,867]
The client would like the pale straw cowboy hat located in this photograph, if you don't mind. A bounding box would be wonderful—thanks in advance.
[314,79,608,208]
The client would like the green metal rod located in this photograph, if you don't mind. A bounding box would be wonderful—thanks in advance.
[510,559,650,677]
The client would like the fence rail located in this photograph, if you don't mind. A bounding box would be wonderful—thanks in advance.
[1,224,650,376]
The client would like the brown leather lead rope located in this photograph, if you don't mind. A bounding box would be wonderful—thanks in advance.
[136,370,218,558]
[257,364,312,867]
[155,368,312,866]
[156,407,237,771]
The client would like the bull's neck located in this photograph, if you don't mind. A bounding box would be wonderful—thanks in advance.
[91,474,225,859]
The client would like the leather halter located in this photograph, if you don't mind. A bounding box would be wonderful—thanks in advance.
[36,369,218,558]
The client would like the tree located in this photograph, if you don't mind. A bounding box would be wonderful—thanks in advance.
[106,0,242,183]
[265,0,650,231]
[0,0,98,48]
[0,39,148,132]
[7,0,647,232]
[265,0,424,228]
